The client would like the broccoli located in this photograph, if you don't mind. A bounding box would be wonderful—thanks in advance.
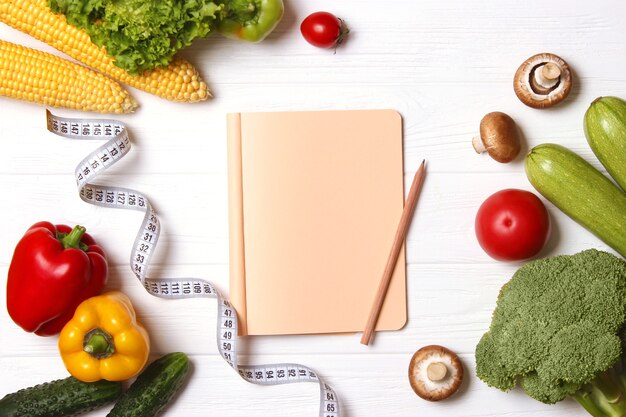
[475,249,626,417]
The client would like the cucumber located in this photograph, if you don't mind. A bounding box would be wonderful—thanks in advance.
[0,377,121,417]
[584,96,626,191]
[525,143,626,258]
[107,352,190,417]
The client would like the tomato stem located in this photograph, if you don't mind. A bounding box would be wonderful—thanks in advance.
[334,18,350,53]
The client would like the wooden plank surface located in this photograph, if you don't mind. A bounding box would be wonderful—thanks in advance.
[1,0,625,416]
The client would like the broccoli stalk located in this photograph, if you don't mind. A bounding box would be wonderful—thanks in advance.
[574,358,626,417]
[475,250,626,417]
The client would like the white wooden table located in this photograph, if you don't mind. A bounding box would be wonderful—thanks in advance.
[1,1,625,416]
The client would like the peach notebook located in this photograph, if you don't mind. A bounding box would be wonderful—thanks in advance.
[227,109,407,336]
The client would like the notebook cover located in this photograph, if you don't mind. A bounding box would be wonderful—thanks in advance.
[228,109,407,336]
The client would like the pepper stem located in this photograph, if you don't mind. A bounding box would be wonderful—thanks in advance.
[229,0,257,22]
[83,328,115,359]
[58,225,88,251]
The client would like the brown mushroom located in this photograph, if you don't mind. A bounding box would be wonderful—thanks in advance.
[514,53,573,109]
[408,345,463,401]
[472,111,521,163]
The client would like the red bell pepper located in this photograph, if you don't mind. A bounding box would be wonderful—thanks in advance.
[6,221,108,336]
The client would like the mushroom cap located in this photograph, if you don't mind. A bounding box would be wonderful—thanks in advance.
[475,111,521,163]
[514,52,572,109]
[408,345,464,401]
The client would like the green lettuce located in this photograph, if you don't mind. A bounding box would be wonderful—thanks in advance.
[49,0,223,74]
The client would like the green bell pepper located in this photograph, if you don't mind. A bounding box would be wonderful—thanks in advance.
[217,0,284,42]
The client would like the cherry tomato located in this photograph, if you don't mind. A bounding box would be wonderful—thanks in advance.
[475,189,550,261]
[300,11,348,49]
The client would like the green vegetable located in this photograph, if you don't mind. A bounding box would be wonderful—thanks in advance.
[107,352,190,417]
[0,376,121,417]
[48,0,223,75]
[525,143,626,258]
[475,249,626,417]
[585,96,626,191]
[217,0,284,42]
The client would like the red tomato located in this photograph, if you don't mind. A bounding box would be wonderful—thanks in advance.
[475,189,550,261]
[300,12,348,49]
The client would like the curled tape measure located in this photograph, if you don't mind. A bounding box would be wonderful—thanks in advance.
[46,110,340,417]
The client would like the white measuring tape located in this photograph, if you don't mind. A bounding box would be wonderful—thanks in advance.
[46,110,340,417]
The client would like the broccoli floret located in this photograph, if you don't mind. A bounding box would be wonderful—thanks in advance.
[476,249,626,417]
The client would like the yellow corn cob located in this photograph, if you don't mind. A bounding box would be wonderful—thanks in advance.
[0,0,210,102]
[0,39,137,113]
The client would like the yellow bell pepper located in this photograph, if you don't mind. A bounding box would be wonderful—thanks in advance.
[58,291,150,382]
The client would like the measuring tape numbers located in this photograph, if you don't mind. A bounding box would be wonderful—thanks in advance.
[45,110,341,417]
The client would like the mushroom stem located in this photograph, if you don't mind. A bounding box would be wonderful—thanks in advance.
[514,53,572,108]
[472,135,486,154]
[534,63,561,89]
[427,362,448,382]
[409,345,464,401]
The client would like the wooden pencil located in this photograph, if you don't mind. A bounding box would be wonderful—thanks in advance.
[360,159,426,345]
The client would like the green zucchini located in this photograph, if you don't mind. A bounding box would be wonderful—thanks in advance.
[0,377,121,417]
[525,143,626,258]
[584,96,626,191]
[107,352,190,417]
